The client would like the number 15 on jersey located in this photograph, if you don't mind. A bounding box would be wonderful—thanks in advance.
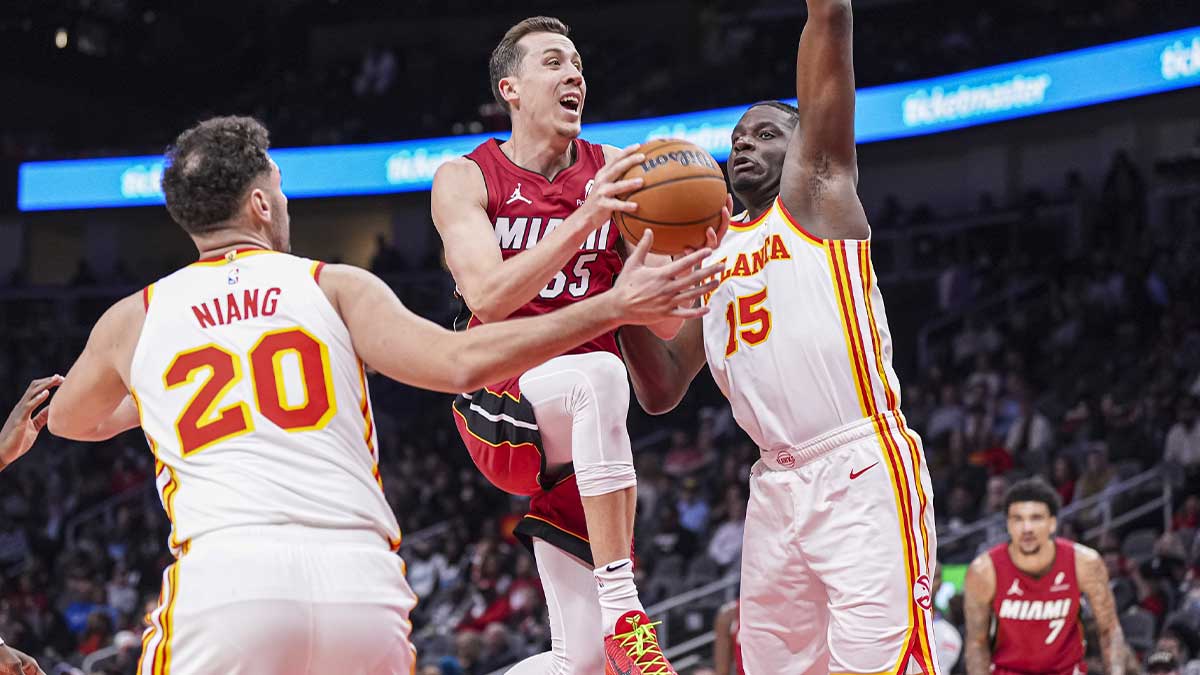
[724,287,772,357]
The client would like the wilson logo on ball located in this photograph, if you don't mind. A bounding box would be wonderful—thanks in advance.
[640,149,719,173]
[615,138,728,255]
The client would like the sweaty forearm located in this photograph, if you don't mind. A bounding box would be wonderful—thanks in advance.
[469,218,595,322]
[964,642,991,675]
[453,295,623,392]
[619,320,705,414]
[1101,629,1127,675]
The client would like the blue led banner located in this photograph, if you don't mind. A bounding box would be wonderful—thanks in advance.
[18,26,1200,211]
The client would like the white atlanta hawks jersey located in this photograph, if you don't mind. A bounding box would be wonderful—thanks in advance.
[701,197,905,453]
[129,249,400,556]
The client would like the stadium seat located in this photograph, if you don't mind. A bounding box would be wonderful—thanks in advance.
[1122,528,1160,564]
[1120,607,1157,651]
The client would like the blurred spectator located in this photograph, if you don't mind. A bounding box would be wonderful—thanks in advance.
[1174,496,1200,532]
[664,431,709,478]
[407,539,449,600]
[648,503,700,569]
[1166,397,1200,470]
[1147,650,1181,675]
[1005,388,1054,463]
[677,478,710,536]
[706,489,746,569]
[1156,624,1200,673]
[76,610,114,656]
[476,623,519,673]
[1075,447,1117,504]
[1052,456,1078,508]
[927,384,965,446]
[453,630,484,675]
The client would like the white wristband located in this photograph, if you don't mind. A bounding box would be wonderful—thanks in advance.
[0,634,6,646]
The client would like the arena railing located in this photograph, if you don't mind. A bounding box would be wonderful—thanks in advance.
[63,479,156,547]
[909,200,1082,370]
[482,572,741,675]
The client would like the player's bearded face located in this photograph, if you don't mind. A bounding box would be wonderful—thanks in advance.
[1006,502,1056,555]
[511,33,585,137]
[264,163,291,253]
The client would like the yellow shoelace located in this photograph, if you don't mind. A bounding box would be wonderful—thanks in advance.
[614,619,670,675]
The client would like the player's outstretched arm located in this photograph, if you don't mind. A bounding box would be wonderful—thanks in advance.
[779,0,870,240]
[322,232,721,394]
[618,219,728,414]
[0,643,45,675]
[0,375,63,470]
[962,553,996,675]
[1077,545,1129,675]
[618,319,707,415]
[432,146,646,324]
[48,295,142,442]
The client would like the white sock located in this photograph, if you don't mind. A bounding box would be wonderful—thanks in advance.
[594,558,644,634]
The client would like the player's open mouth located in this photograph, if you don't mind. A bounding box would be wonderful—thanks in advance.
[732,156,756,172]
[559,93,581,115]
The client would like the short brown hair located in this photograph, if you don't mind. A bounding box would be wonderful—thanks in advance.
[1004,478,1061,517]
[161,116,272,235]
[488,16,570,113]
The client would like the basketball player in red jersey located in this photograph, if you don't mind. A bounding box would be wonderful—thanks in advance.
[431,16,722,675]
[38,117,716,675]
[963,479,1129,675]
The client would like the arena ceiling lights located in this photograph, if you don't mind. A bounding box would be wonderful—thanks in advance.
[18,26,1200,212]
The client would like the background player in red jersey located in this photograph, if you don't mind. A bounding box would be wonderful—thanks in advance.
[430,16,722,675]
[963,478,1129,675]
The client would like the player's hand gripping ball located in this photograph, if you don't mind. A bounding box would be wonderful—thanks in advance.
[614,139,727,256]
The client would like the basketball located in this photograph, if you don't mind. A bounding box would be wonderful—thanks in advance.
[615,139,728,255]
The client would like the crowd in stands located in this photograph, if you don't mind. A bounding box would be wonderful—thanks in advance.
[4,0,1200,163]
[2,1,1200,671]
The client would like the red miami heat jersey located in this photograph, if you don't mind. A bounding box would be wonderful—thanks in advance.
[457,138,622,357]
[988,538,1086,675]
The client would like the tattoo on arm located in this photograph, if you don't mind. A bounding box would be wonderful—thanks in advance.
[963,556,995,675]
[1079,548,1127,675]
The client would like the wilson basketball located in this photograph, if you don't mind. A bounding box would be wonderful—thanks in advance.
[615,139,727,255]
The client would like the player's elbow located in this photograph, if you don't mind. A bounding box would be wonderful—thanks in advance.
[459,287,510,325]
[809,0,852,28]
[46,402,83,439]
[633,381,687,416]
[445,343,494,394]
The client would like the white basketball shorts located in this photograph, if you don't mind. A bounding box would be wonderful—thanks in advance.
[739,411,941,675]
[137,524,417,675]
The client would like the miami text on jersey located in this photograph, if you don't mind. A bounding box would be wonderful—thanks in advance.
[997,598,1074,621]
[495,217,612,252]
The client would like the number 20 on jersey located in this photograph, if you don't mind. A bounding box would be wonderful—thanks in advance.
[164,327,336,455]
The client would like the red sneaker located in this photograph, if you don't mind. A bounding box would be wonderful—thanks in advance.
[603,610,677,675]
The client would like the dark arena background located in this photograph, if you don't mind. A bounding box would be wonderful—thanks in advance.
[2,1,1200,673]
